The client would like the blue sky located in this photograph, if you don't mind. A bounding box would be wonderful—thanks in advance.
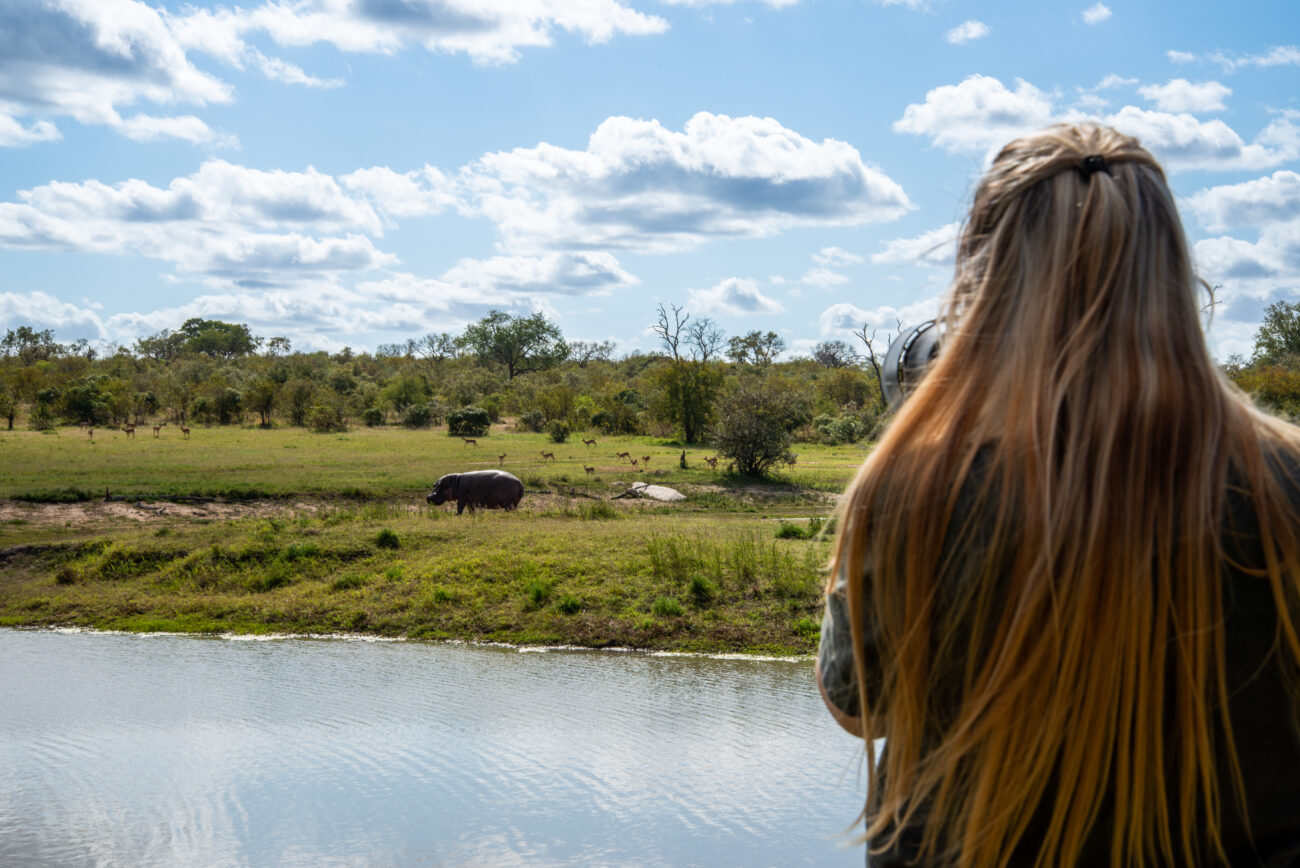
[1,0,1297,360]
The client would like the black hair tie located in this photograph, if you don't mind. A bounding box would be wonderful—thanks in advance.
[1078,154,1109,177]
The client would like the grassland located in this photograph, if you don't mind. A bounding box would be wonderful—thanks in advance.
[0,423,868,653]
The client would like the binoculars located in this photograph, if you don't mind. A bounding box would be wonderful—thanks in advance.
[881,320,939,409]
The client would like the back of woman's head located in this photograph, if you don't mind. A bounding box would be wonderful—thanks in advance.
[833,123,1300,867]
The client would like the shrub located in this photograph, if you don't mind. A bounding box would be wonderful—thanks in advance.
[556,594,582,614]
[401,403,433,428]
[547,419,570,443]
[688,575,716,603]
[651,595,685,617]
[362,407,385,427]
[814,414,866,445]
[448,405,490,437]
[516,410,545,432]
[331,573,367,592]
[525,579,553,607]
[307,403,347,433]
[580,500,620,520]
[374,529,400,549]
[712,378,800,477]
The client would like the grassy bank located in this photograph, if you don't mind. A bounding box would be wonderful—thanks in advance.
[0,425,860,653]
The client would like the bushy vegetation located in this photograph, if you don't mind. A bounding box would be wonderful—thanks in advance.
[0,307,895,451]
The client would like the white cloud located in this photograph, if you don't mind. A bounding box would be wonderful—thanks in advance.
[1194,221,1300,284]
[687,277,785,315]
[1209,45,1300,72]
[800,267,849,287]
[187,0,669,66]
[1082,3,1112,24]
[817,299,941,338]
[249,49,344,89]
[660,0,800,7]
[1167,50,1196,64]
[1187,171,1300,232]
[945,20,989,45]
[1137,79,1231,113]
[893,75,1054,153]
[117,114,233,146]
[0,291,108,339]
[0,0,233,144]
[1103,106,1300,171]
[813,246,863,266]
[461,112,913,254]
[0,115,61,147]
[872,222,961,266]
[0,160,393,286]
[340,165,458,219]
[895,74,1300,172]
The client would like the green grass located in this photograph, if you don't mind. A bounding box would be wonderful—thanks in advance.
[0,425,858,652]
[0,424,867,502]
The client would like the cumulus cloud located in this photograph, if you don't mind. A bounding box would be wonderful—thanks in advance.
[687,277,785,315]
[0,0,233,144]
[340,165,459,219]
[117,114,232,146]
[177,0,668,66]
[1081,3,1111,24]
[872,222,961,266]
[813,246,863,266]
[659,0,800,7]
[800,267,849,287]
[945,20,989,44]
[0,160,394,286]
[1138,79,1231,113]
[460,112,913,253]
[0,115,61,147]
[895,74,1300,172]
[1187,171,1300,232]
[893,75,1053,153]
[1194,222,1300,284]
[1103,106,1300,171]
[817,298,941,337]
[0,0,671,147]
[1209,45,1300,72]
[0,290,108,339]
[1167,50,1196,64]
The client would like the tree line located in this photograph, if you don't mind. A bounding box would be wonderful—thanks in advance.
[5,299,1294,475]
[0,309,885,476]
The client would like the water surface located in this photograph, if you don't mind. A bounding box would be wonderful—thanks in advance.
[0,629,867,867]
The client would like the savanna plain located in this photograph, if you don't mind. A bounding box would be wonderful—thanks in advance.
[0,424,865,653]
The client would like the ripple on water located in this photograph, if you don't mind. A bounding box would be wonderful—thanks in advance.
[0,628,865,867]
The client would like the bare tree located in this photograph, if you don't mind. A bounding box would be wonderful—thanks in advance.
[687,318,726,362]
[854,322,889,407]
[569,339,617,367]
[652,303,689,361]
[811,339,858,368]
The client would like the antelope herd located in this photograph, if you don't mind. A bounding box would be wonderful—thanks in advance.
[70,420,728,480]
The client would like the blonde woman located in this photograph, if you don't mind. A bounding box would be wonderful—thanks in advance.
[817,123,1300,867]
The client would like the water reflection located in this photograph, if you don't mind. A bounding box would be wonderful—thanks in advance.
[0,629,865,867]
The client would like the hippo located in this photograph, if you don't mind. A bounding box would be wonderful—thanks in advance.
[426,469,524,514]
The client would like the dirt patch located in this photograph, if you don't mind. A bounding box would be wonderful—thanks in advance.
[0,498,318,528]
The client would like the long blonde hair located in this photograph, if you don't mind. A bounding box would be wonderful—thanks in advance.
[832,123,1300,867]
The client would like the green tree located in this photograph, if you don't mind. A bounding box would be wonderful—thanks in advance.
[726,330,786,367]
[1252,301,1300,366]
[648,303,722,443]
[647,361,721,444]
[712,378,803,477]
[247,378,279,426]
[461,310,568,379]
[1,326,62,363]
[177,318,261,358]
